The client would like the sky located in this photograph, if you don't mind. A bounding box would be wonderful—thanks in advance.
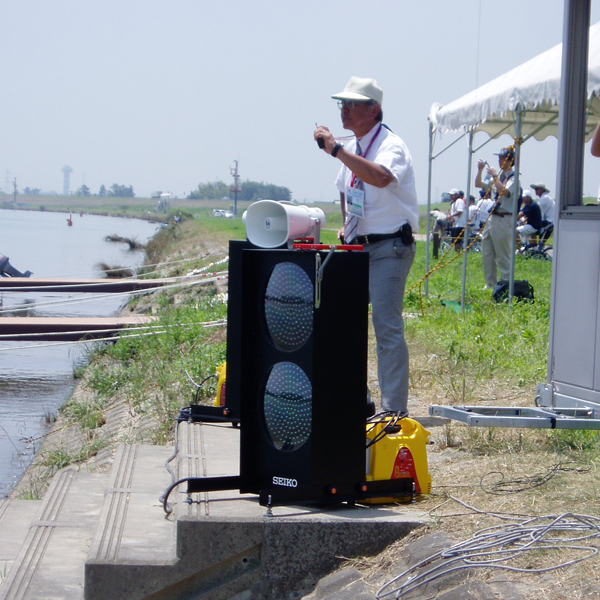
[2,0,600,206]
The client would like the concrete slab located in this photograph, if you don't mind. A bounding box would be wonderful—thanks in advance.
[0,498,42,584]
[174,422,427,598]
[0,469,108,600]
[86,444,176,564]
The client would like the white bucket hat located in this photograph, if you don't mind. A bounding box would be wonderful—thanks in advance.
[332,76,383,105]
[531,182,550,193]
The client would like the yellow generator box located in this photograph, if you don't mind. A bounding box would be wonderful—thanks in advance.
[213,362,227,407]
[364,417,432,503]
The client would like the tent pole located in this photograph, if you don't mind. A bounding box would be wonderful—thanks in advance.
[425,120,434,296]
[461,130,474,310]
[546,0,591,384]
[556,0,589,211]
[508,106,524,304]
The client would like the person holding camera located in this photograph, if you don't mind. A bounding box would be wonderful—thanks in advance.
[314,76,418,417]
[475,147,517,290]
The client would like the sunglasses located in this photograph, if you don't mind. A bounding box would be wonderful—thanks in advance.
[337,100,374,110]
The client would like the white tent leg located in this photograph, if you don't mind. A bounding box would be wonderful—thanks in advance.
[425,121,434,296]
[508,107,524,304]
[460,130,475,310]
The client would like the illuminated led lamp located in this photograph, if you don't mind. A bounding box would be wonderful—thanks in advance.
[263,362,312,451]
[264,262,313,352]
[239,249,370,505]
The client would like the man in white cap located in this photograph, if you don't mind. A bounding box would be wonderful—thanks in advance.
[314,76,418,417]
[475,147,517,289]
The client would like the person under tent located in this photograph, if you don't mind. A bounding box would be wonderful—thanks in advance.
[475,147,517,290]
[516,190,543,248]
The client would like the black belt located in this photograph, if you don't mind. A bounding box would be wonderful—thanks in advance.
[354,231,400,245]
[493,211,512,217]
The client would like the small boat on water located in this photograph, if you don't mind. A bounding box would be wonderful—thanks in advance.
[0,255,32,278]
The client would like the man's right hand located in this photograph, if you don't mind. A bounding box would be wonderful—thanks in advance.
[314,125,336,154]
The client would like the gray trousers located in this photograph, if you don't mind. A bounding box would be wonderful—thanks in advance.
[364,237,416,413]
[481,214,512,287]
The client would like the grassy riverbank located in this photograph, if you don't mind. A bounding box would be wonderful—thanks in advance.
[16,213,561,495]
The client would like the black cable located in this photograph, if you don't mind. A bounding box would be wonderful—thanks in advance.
[161,477,193,516]
[193,375,218,405]
[479,462,591,495]
[163,370,221,510]
[184,369,218,405]
[366,411,408,448]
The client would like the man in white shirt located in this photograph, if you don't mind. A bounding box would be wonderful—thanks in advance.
[531,183,555,224]
[468,195,481,232]
[476,189,495,225]
[449,189,467,251]
[314,76,418,417]
[531,183,555,247]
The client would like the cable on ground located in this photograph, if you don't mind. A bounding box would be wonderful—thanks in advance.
[479,462,591,495]
[378,502,600,598]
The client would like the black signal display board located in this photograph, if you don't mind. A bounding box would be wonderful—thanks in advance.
[237,249,369,505]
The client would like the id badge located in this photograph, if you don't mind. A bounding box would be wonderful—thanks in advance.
[347,187,365,218]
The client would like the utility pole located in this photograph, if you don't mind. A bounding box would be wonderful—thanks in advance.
[12,178,17,205]
[230,160,241,217]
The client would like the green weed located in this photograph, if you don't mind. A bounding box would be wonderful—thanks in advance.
[60,398,106,432]
[83,291,227,440]
[40,448,73,471]
[39,436,110,476]
[546,429,600,453]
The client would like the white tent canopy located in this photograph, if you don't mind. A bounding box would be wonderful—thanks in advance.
[429,20,600,141]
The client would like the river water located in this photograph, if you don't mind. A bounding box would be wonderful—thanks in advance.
[0,209,160,497]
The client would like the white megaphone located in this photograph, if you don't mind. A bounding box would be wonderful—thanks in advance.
[244,200,326,248]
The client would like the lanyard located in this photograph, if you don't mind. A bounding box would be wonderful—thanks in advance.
[350,124,383,188]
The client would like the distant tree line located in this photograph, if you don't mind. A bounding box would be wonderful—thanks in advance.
[187,180,291,202]
[76,184,135,197]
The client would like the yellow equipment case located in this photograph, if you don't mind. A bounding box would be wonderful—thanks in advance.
[364,416,432,503]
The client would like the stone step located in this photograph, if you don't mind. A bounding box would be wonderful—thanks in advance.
[84,434,263,600]
[0,497,43,587]
[85,444,176,566]
[0,469,108,600]
[85,443,194,600]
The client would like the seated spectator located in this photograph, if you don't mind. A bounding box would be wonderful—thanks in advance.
[516,190,543,247]
[530,182,555,226]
